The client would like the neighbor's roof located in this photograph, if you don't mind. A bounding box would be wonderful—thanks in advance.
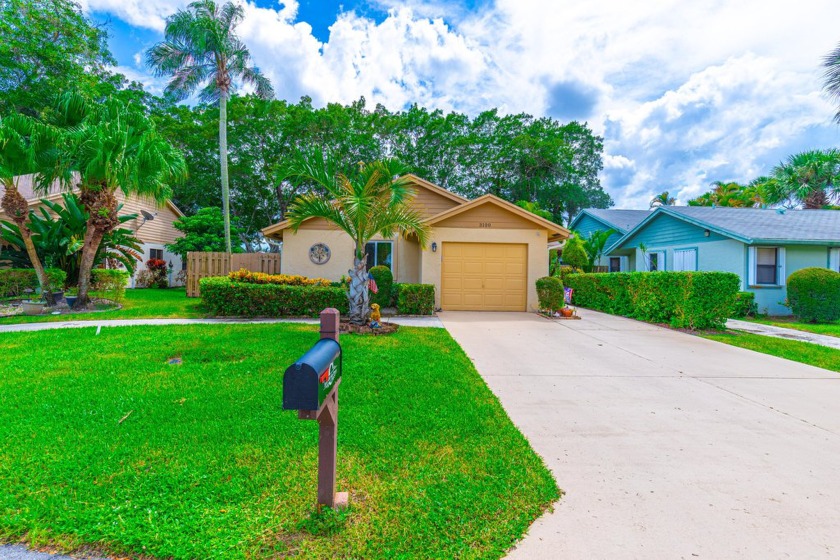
[570,209,651,233]
[616,206,840,246]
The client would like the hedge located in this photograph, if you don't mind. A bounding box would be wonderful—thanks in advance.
[201,277,349,317]
[396,283,435,315]
[228,268,331,287]
[566,271,740,330]
[787,267,840,323]
[369,265,393,308]
[92,269,129,303]
[732,291,757,319]
[536,276,564,311]
[0,268,67,297]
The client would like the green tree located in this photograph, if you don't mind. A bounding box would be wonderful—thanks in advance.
[278,150,429,325]
[166,206,242,261]
[580,229,617,270]
[147,0,274,254]
[822,41,840,123]
[515,200,554,220]
[53,93,186,307]
[561,234,588,270]
[650,191,676,208]
[764,150,840,209]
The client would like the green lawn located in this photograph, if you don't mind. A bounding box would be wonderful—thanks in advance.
[745,316,840,339]
[0,324,558,559]
[0,288,205,324]
[703,331,840,373]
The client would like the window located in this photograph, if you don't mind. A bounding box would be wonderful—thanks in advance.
[646,251,665,271]
[749,246,785,286]
[830,248,840,272]
[365,241,393,269]
[150,248,164,260]
[609,256,628,273]
[673,248,697,272]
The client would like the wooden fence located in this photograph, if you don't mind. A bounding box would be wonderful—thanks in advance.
[186,251,281,297]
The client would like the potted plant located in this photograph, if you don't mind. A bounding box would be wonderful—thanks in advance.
[21,296,47,316]
[559,305,573,318]
[65,288,78,308]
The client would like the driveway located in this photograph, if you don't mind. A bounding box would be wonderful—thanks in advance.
[439,309,840,559]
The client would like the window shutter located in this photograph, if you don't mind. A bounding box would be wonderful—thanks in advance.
[778,247,786,286]
[660,251,666,272]
[830,248,840,272]
[620,256,628,272]
[748,246,756,286]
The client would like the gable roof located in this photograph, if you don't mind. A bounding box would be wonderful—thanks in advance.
[569,209,651,234]
[612,206,840,248]
[425,194,570,240]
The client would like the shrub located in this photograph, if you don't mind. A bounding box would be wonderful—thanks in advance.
[201,277,349,317]
[0,269,37,297]
[562,235,588,269]
[732,291,758,318]
[536,276,564,311]
[396,283,435,315]
[45,268,67,291]
[92,269,129,303]
[146,258,169,288]
[228,268,331,287]
[368,265,393,308]
[566,271,739,330]
[787,267,840,323]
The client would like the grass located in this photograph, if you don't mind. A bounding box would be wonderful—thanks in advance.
[0,324,558,559]
[0,288,205,324]
[703,331,840,373]
[744,316,840,339]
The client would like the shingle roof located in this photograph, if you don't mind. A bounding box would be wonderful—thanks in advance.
[660,206,840,244]
[578,209,651,233]
[0,173,77,200]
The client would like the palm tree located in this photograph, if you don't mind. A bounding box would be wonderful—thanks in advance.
[581,229,616,271]
[54,93,187,308]
[0,113,60,303]
[278,151,430,325]
[822,42,840,123]
[766,150,840,209]
[650,191,676,208]
[146,0,274,254]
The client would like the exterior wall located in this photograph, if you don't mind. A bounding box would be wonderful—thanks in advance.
[396,236,421,283]
[621,213,728,249]
[420,227,548,311]
[133,242,184,287]
[280,228,358,280]
[411,187,462,219]
[750,245,831,316]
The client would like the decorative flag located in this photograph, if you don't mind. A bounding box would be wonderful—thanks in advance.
[369,277,379,294]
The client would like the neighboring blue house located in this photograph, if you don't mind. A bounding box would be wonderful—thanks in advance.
[567,209,650,271]
[606,206,840,315]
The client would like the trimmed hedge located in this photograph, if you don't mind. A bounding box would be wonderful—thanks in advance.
[0,268,67,297]
[369,265,393,308]
[201,277,349,317]
[566,271,740,330]
[787,267,840,323]
[732,291,758,319]
[92,269,129,303]
[536,276,564,311]
[396,283,435,315]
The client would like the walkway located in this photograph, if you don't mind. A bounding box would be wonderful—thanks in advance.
[727,318,840,350]
[440,309,840,559]
[0,315,443,334]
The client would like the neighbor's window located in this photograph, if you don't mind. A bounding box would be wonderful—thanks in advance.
[672,248,697,272]
[150,248,164,260]
[647,251,665,271]
[609,257,622,273]
[365,241,393,269]
[755,247,778,285]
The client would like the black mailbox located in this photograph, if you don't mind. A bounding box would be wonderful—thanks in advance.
[283,338,342,411]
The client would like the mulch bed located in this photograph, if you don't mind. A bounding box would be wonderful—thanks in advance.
[339,319,400,335]
[537,310,582,321]
[0,298,120,317]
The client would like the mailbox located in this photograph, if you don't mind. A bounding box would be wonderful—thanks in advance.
[283,338,342,411]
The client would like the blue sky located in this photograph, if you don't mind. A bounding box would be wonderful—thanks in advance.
[80,0,840,209]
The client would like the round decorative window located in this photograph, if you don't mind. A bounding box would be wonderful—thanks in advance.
[309,243,331,264]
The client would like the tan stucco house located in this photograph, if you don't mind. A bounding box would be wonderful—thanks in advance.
[261,175,569,311]
[0,174,186,286]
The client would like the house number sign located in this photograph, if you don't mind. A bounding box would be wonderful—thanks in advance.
[479,222,492,228]
[309,243,331,264]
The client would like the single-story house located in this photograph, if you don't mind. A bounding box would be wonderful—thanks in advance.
[606,206,840,315]
[0,173,186,286]
[567,209,650,271]
[261,174,570,311]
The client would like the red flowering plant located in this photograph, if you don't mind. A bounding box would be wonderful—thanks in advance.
[145,258,168,288]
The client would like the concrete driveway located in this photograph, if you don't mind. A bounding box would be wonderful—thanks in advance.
[439,309,840,559]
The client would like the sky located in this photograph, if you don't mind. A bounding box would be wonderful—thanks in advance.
[78,0,840,210]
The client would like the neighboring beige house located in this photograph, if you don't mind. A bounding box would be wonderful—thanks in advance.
[262,175,570,311]
[0,174,185,286]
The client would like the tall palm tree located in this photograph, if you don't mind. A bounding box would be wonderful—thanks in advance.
[0,113,60,302]
[278,151,430,325]
[823,42,840,123]
[766,149,840,209]
[54,93,187,308]
[649,191,676,208]
[146,0,274,254]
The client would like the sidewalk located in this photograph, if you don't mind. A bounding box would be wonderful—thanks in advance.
[726,319,840,350]
[0,315,443,334]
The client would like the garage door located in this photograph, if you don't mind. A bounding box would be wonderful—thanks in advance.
[441,242,528,311]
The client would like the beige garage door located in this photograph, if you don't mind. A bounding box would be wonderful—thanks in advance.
[441,242,528,311]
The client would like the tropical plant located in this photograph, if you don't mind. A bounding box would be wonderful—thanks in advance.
[0,193,142,285]
[52,92,186,308]
[763,150,840,209]
[580,229,617,270]
[147,0,274,254]
[515,200,554,220]
[277,150,429,324]
[822,41,840,124]
[561,234,588,270]
[165,206,242,262]
[688,180,769,208]
[650,191,676,208]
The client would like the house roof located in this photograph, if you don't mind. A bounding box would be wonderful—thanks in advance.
[569,208,651,234]
[1,173,184,218]
[612,206,840,248]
